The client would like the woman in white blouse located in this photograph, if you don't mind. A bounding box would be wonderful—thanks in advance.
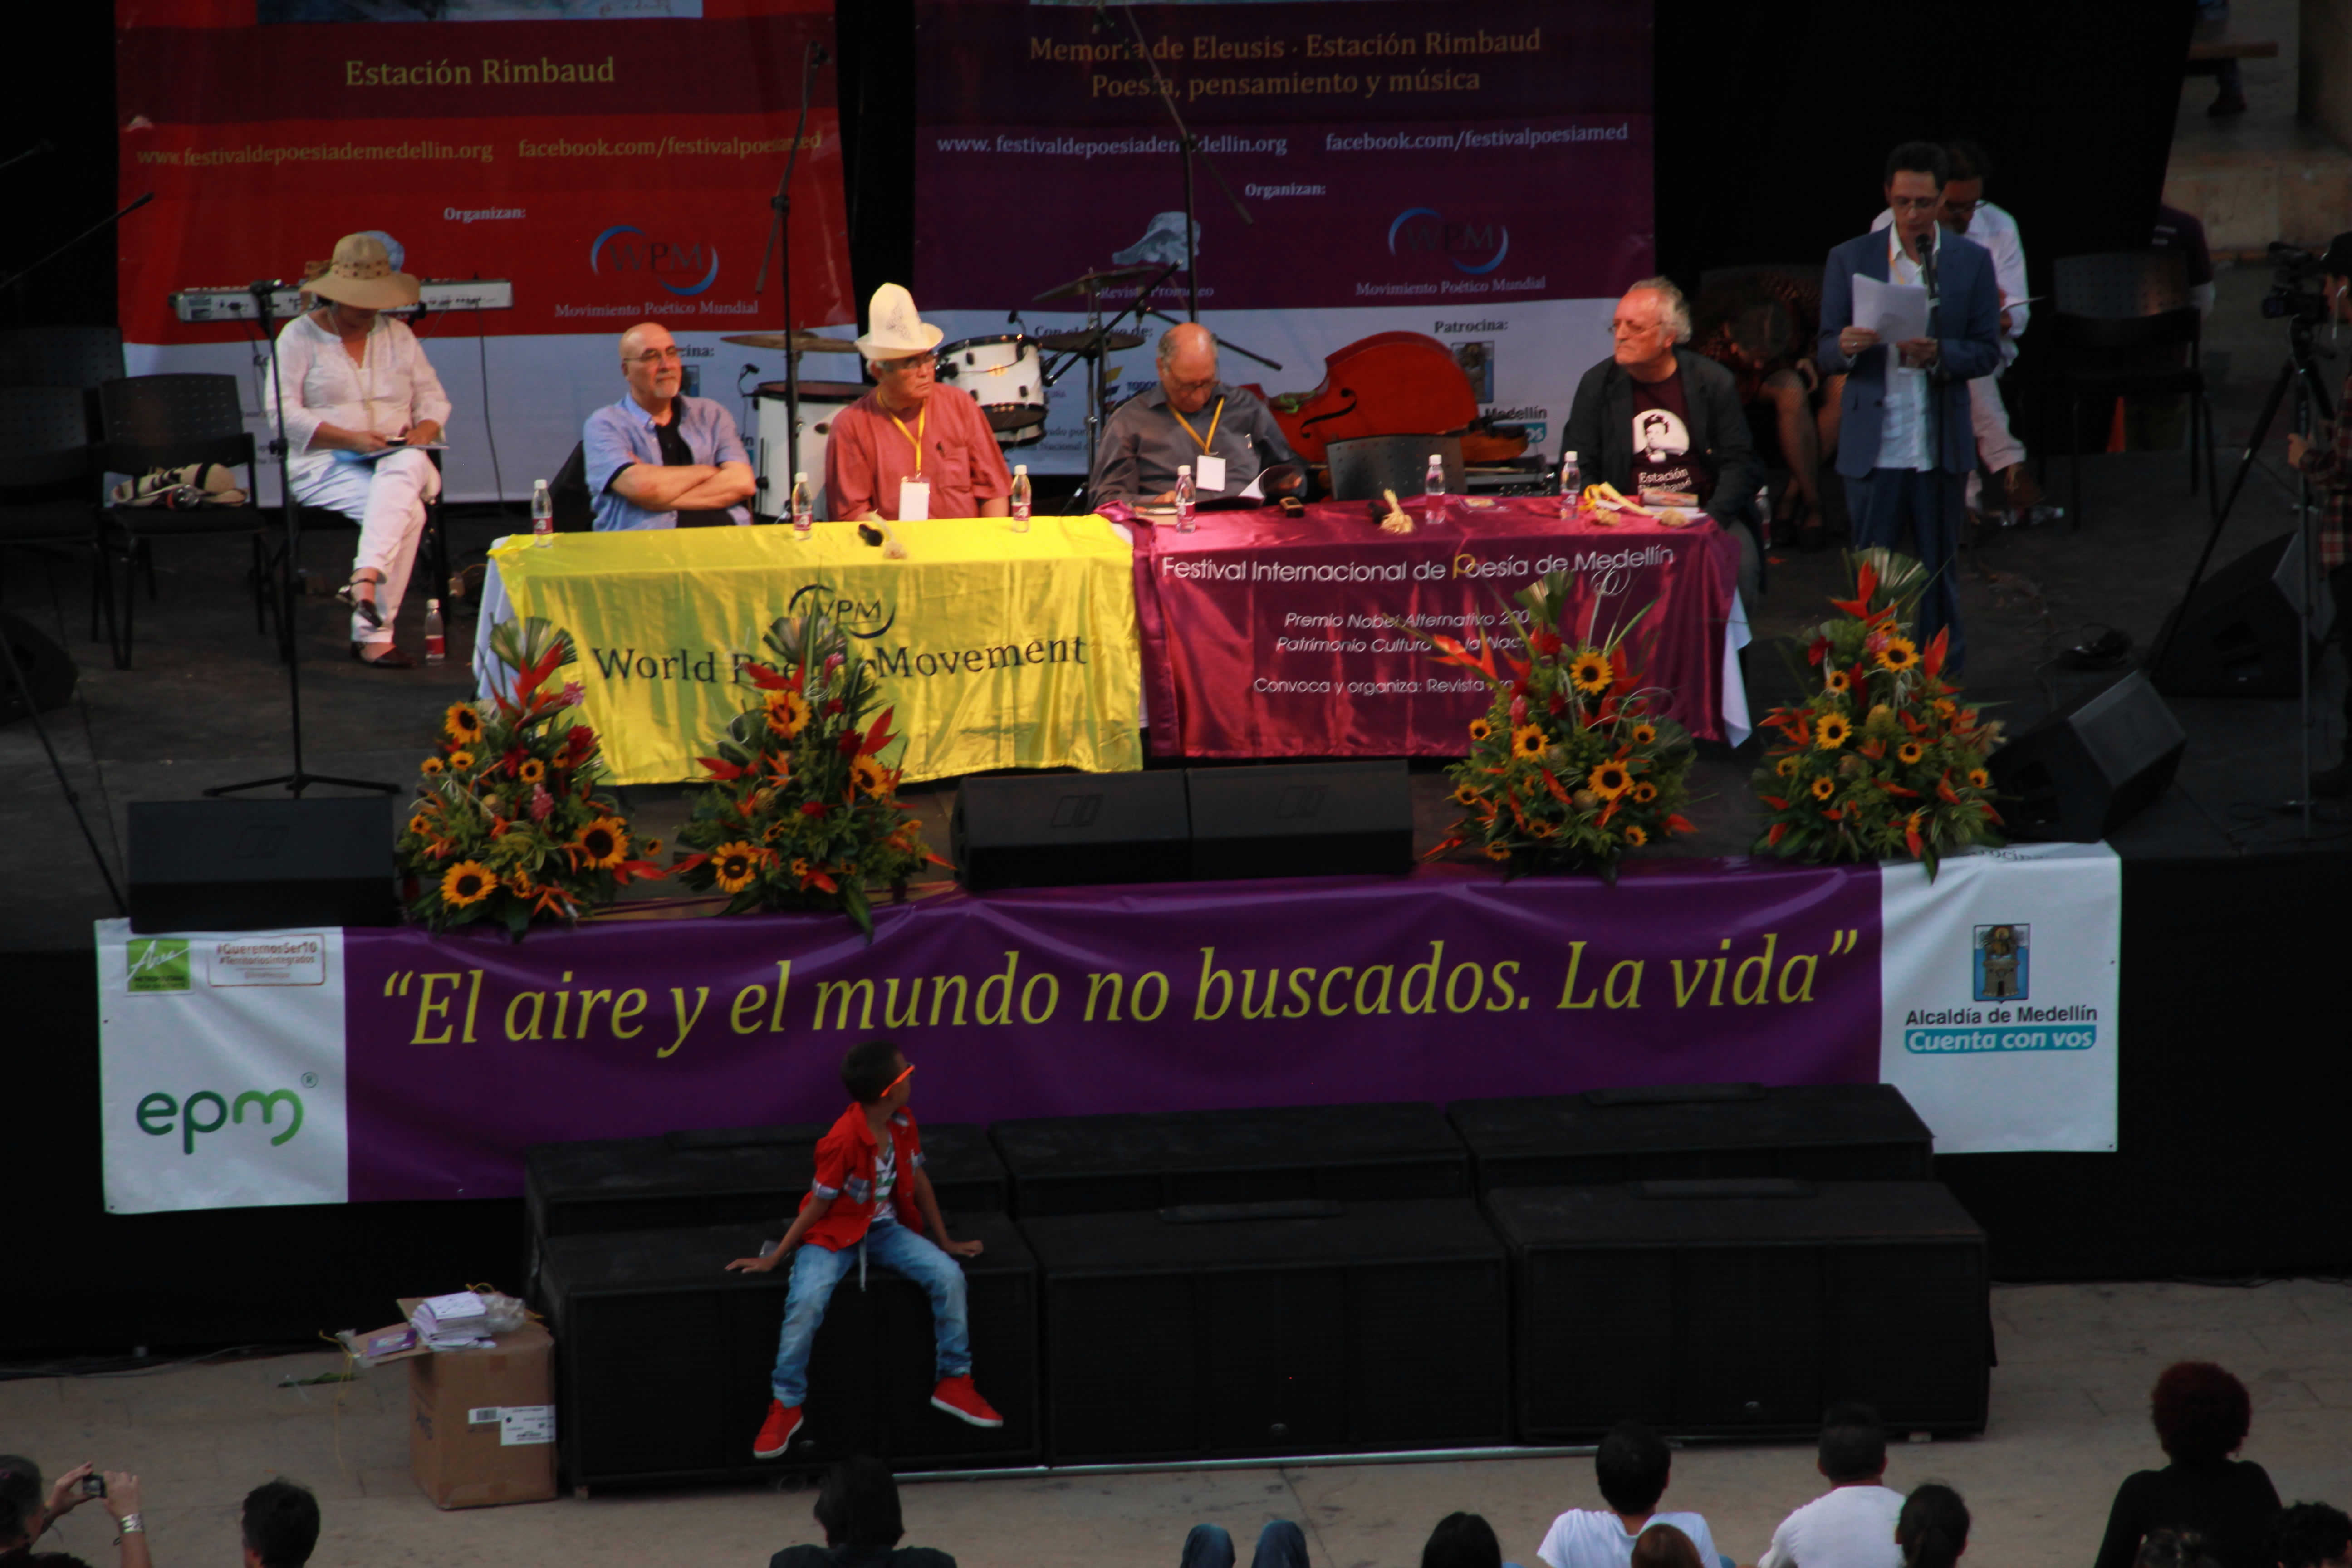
[271,232,451,668]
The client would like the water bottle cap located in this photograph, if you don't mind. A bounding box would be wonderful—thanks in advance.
[794,471,807,482]
[1564,450,1578,461]
[426,598,440,610]
[532,478,548,490]
[1429,453,1442,463]
[1014,464,1028,475]
[1178,464,1191,475]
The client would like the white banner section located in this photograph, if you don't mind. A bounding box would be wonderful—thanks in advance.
[1877,843,2122,1154]
[97,919,350,1214]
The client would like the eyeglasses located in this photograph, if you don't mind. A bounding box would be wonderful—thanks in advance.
[1941,199,1981,221]
[1164,373,1218,396]
[1889,196,1943,213]
[626,346,684,365]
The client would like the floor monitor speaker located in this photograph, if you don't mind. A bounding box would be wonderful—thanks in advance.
[1186,760,1413,879]
[128,796,396,932]
[1989,671,2185,842]
[0,611,74,724]
[2152,532,2328,697]
[951,771,1190,891]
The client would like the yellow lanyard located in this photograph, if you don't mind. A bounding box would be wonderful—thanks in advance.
[1171,397,1223,454]
[888,403,928,477]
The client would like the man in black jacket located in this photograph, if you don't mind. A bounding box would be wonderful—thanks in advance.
[1565,278,1764,601]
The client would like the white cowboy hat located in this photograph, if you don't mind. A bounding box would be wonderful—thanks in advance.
[300,232,420,311]
[856,283,944,360]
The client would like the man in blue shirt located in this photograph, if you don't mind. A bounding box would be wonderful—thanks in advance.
[584,321,757,530]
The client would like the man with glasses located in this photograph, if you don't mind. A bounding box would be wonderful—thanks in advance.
[1821,141,2004,670]
[826,283,1010,522]
[1090,321,1303,506]
[584,320,757,530]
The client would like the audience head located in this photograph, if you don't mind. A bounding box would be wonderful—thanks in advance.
[1633,1524,1705,1568]
[0,1455,40,1548]
[2320,233,2352,318]
[2274,1504,2352,1568]
[841,1040,912,1107]
[1819,1400,1889,1484]
[241,1479,320,1568]
[1156,323,1222,416]
[1938,141,1992,234]
[2151,1361,2252,1462]
[2138,1529,2222,1568]
[1612,280,1690,376]
[1421,1511,1503,1568]
[1897,1483,1970,1568]
[1883,141,1951,252]
[812,1457,905,1555]
[617,321,684,411]
[1596,1419,1674,1517]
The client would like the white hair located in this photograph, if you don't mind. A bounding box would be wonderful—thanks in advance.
[1626,278,1692,343]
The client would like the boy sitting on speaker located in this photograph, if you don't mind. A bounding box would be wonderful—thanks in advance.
[727,1040,1002,1456]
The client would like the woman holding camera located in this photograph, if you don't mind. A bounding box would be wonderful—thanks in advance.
[0,1456,151,1568]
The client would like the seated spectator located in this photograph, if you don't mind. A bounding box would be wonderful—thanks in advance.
[2094,1362,2282,1568]
[1538,1420,1721,1568]
[1898,1484,1970,1568]
[0,1456,147,1568]
[2274,1504,2352,1568]
[1183,1520,1307,1568]
[773,1457,956,1568]
[1634,1524,1705,1568]
[1694,271,1830,549]
[1758,1401,1906,1568]
[1424,1511,1513,1568]
[242,1479,319,1568]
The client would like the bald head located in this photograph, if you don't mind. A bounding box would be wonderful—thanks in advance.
[1156,323,1220,415]
[619,321,682,412]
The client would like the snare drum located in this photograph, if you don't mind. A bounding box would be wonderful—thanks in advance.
[750,380,865,520]
[937,334,1046,441]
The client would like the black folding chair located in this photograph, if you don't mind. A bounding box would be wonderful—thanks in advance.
[0,325,125,444]
[2046,252,2213,531]
[0,385,111,657]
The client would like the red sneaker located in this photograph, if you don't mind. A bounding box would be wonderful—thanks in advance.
[752,1399,804,1459]
[930,1374,1003,1428]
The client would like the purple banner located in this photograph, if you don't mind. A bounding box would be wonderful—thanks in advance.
[342,860,1879,1203]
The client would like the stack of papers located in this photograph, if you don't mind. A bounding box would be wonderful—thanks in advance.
[409,1290,492,1349]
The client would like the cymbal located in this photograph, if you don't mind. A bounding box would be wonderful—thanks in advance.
[1031,263,1164,303]
[720,331,861,354]
[1038,328,1145,354]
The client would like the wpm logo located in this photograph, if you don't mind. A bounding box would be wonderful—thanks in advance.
[1972,923,2028,1002]
[1388,207,1511,274]
[127,938,191,994]
[589,224,719,296]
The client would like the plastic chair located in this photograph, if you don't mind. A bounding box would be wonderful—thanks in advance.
[0,385,111,657]
[2045,252,2211,529]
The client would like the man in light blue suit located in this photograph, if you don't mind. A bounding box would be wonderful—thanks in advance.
[1819,142,2004,671]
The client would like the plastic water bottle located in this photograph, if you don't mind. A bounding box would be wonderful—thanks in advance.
[1560,449,1583,519]
[1010,464,1032,534]
[530,478,553,546]
[1425,452,1446,500]
[790,470,814,540]
[423,598,446,665]
[1175,463,1196,533]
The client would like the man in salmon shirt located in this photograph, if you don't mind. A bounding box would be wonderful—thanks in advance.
[726,1040,1002,1456]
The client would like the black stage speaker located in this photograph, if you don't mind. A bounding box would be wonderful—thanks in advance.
[1989,671,2186,842]
[540,1212,1038,1485]
[951,771,1190,891]
[1489,1181,1989,1441]
[1186,760,1413,880]
[992,1102,1468,1217]
[1022,1198,1508,1462]
[0,612,74,724]
[2152,532,2330,697]
[1326,435,1465,502]
[1449,1084,1934,1191]
[128,796,397,932]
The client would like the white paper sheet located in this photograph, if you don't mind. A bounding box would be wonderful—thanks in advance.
[1852,274,1930,345]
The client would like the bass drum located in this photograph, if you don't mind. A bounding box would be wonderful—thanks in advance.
[937,333,1046,442]
[750,380,866,520]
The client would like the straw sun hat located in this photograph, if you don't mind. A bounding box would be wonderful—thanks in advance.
[300,232,420,311]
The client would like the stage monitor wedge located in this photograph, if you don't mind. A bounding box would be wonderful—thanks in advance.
[1186,760,1413,880]
[129,796,397,932]
[2152,531,2332,697]
[952,770,1190,891]
[1989,671,2185,842]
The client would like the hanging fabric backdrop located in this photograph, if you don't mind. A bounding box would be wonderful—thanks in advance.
[114,0,854,504]
[912,0,1654,475]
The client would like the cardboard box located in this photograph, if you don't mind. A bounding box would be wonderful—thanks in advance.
[397,1298,558,1509]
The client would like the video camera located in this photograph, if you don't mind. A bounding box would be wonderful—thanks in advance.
[2262,242,2332,324]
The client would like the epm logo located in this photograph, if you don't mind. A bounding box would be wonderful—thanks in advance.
[1388,207,1510,274]
[590,224,719,296]
[127,937,191,993]
[137,1087,306,1155]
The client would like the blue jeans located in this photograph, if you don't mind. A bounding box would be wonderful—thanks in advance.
[768,1221,971,1406]
[1183,1522,1308,1568]
[1850,466,1965,674]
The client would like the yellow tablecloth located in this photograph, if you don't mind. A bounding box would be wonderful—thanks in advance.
[485,518,1142,785]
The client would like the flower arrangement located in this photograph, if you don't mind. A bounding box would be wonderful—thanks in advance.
[1750,550,2004,875]
[671,607,940,936]
[397,617,664,935]
[1412,571,1696,878]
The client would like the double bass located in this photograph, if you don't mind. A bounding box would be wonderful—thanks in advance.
[1245,331,1529,467]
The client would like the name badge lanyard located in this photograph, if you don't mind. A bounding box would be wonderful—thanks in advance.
[1171,397,1223,457]
[890,403,929,477]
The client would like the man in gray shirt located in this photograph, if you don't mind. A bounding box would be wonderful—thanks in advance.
[1090,323,1304,505]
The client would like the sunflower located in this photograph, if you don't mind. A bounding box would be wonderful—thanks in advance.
[850,755,889,796]
[443,703,483,744]
[1622,825,1648,848]
[1452,783,1483,807]
[1588,761,1633,799]
[1897,740,1925,766]
[406,813,431,836]
[440,860,495,907]
[790,857,812,882]
[1468,717,1493,743]
[1631,723,1657,745]
[643,837,663,857]
[1634,781,1659,804]
[1967,768,1990,789]
[420,756,445,776]
[572,816,630,869]
[764,690,812,739]
[1567,650,1612,695]
[1774,755,1799,779]
[1815,713,1851,750]
[448,749,477,774]
[1875,636,1920,673]
[1511,725,1547,760]
[1810,775,1836,800]
[1531,819,1558,838]
[507,869,536,896]
[518,758,547,785]
[1484,842,1512,861]
[712,840,763,894]
[1826,669,1852,694]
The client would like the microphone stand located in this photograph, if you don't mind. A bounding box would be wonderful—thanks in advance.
[755,40,828,518]
[208,281,395,800]
[0,191,152,297]
[1109,1,1251,321]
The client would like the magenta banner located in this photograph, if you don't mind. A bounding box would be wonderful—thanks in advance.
[340,860,1875,1203]
[1132,499,1739,756]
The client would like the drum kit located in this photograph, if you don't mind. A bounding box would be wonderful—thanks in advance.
[720,260,1173,515]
